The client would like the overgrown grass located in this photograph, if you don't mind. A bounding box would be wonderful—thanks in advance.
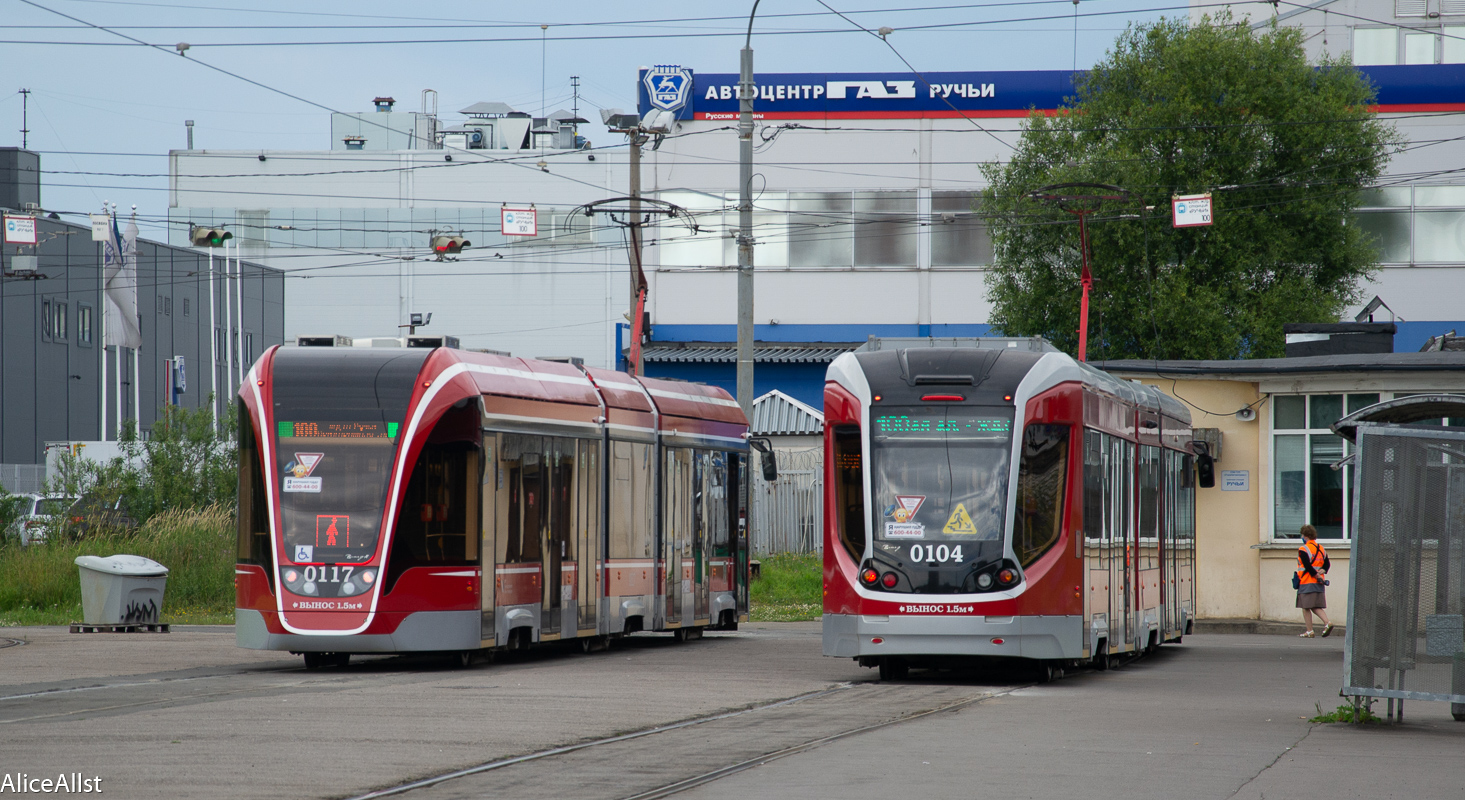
[750,552,822,622]
[1311,700,1382,724]
[0,506,235,626]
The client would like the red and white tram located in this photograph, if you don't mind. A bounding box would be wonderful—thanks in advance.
[235,341,750,667]
[822,338,1198,679]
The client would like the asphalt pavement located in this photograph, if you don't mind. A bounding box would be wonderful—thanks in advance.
[1,623,1461,800]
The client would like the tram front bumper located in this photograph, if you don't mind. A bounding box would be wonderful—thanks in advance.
[823,613,1083,660]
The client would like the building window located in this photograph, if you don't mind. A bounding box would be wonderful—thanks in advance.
[182,297,190,317]
[932,192,993,266]
[245,332,255,364]
[1353,28,1398,64]
[164,296,172,316]
[53,301,67,342]
[1445,26,1465,62]
[1272,392,1465,540]
[1404,31,1438,63]
[78,304,93,346]
[41,299,53,340]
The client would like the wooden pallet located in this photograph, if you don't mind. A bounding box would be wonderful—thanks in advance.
[70,622,170,634]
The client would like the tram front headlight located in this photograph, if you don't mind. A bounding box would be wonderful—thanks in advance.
[860,567,879,586]
[997,568,1019,587]
[880,572,898,589]
[976,572,994,590]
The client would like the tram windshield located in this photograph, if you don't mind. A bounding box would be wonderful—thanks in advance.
[270,349,428,565]
[870,407,1013,546]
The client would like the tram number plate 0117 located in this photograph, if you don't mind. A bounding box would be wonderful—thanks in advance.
[908,544,963,564]
[304,566,353,583]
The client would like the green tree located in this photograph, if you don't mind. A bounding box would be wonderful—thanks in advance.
[45,398,237,536]
[980,13,1400,360]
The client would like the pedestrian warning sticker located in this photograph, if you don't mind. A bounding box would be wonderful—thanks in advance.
[943,503,978,536]
[892,495,925,522]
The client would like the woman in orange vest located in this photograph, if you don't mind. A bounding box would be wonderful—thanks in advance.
[1296,524,1333,638]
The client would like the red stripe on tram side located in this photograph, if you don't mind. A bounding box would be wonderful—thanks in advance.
[1014,381,1086,618]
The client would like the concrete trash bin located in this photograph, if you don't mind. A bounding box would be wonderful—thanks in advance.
[75,555,169,625]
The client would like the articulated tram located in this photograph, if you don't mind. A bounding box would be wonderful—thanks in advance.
[822,339,1197,679]
[234,342,750,668]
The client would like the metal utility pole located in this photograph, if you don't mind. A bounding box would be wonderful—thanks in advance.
[629,129,644,375]
[736,1,762,417]
[19,89,30,149]
[1027,182,1131,362]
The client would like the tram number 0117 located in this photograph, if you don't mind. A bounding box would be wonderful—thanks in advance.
[304,565,353,583]
[909,544,963,564]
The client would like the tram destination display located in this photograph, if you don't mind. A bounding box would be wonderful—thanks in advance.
[277,420,399,439]
[874,413,1012,437]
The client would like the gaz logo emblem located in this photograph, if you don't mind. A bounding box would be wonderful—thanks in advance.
[645,65,694,112]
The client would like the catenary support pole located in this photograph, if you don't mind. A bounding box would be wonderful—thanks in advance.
[736,1,762,417]
[629,132,644,375]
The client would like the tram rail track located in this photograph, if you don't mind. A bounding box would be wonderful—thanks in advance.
[345,680,1027,800]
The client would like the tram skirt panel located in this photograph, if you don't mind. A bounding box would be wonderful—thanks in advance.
[823,614,1084,659]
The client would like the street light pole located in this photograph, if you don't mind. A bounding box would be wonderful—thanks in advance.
[736,1,762,417]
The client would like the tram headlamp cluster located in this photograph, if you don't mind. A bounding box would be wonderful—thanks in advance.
[860,567,880,586]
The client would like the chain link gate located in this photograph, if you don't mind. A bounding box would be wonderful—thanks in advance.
[1345,424,1465,721]
[750,447,823,556]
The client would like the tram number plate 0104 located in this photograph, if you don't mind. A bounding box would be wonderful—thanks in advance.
[907,544,963,564]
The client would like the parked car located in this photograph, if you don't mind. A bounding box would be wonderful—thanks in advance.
[64,492,139,538]
[5,494,79,545]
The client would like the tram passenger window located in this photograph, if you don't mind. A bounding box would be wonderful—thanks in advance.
[1083,430,1103,544]
[833,425,866,561]
[1014,424,1070,568]
[236,404,273,572]
[391,440,477,563]
[609,441,654,559]
[1139,445,1161,568]
[499,434,545,563]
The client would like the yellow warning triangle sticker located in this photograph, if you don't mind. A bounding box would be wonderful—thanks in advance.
[943,503,978,535]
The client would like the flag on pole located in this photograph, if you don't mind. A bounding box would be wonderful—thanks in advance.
[103,213,142,349]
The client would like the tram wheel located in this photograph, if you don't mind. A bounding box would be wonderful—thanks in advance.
[332,653,350,669]
[1035,661,1056,684]
[303,652,325,670]
[877,658,909,682]
[1093,644,1109,671]
[453,651,474,669]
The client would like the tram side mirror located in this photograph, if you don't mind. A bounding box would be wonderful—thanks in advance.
[748,437,778,482]
[1194,442,1216,489]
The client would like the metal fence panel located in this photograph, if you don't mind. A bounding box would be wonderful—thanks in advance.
[0,464,46,495]
[1344,426,1465,716]
[751,447,823,556]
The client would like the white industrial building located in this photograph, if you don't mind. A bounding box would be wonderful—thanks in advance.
[169,6,1465,408]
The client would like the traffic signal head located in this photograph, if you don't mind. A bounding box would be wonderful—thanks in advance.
[190,226,233,247]
[431,235,471,254]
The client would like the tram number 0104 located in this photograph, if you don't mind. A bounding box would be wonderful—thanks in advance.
[908,544,963,564]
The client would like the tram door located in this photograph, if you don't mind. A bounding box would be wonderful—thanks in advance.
[1111,436,1135,650]
[544,438,576,638]
[576,439,600,634]
[481,434,497,645]
[691,452,714,624]
[664,448,694,626]
[1083,431,1107,653]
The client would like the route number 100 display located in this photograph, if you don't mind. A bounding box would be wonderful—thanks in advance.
[909,544,963,564]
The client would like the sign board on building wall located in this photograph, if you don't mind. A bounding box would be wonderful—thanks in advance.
[4,215,37,245]
[501,208,537,237]
[91,214,111,241]
[1221,470,1250,491]
[1172,194,1213,228]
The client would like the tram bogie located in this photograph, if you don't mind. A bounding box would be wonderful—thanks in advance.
[235,344,751,665]
[822,339,1197,677]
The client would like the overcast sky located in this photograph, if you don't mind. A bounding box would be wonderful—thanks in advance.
[2,0,1183,236]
